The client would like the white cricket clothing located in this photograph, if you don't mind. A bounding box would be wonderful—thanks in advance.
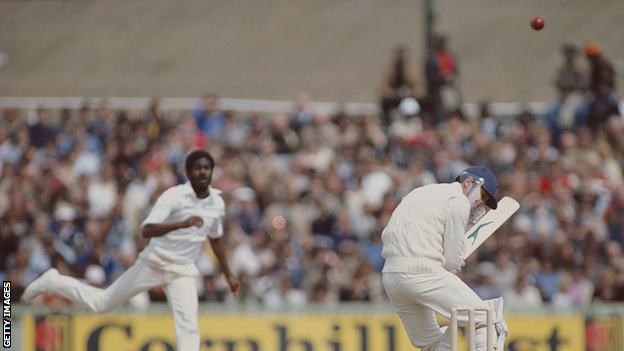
[140,182,225,269]
[33,182,227,351]
[39,259,200,350]
[381,182,469,274]
[383,272,495,349]
[381,182,506,350]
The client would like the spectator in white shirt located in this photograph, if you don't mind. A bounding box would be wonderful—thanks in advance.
[503,276,544,310]
[87,162,118,219]
[123,164,158,228]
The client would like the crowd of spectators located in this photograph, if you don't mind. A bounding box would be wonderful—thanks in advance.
[1,41,623,313]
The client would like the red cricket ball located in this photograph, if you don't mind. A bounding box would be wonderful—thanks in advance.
[531,16,545,30]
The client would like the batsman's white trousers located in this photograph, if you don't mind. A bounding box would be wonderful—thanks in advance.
[383,271,499,349]
[44,258,199,351]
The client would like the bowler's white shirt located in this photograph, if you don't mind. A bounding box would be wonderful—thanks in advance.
[140,182,225,273]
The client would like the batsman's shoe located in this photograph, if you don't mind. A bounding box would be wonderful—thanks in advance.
[21,268,59,303]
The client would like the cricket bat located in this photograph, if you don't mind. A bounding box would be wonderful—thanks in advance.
[463,196,520,259]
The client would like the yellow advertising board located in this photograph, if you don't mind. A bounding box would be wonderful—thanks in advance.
[441,314,585,351]
[59,313,412,351]
[22,313,585,351]
[482,315,584,351]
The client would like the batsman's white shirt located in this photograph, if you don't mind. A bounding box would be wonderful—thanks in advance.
[381,182,469,274]
[140,182,225,275]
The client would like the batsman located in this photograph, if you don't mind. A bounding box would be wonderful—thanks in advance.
[381,166,508,350]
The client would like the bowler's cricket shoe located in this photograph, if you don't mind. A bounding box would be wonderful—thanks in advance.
[21,268,59,303]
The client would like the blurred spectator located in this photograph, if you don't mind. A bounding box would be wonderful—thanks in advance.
[176,113,209,151]
[28,108,57,149]
[123,164,158,227]
[0,219,19,274]
[360,157,393,212]
[339,259,384,304]
[26,229,58,282]
[87,162,118,219]
[334,114,360,149]
[192,93,227,145]
[229,187,262,236]
[478,101,499,141]
[331,210,359,248]
[503,275,543,310]
[581,42,620,132]
[608,186,624,247]
[144,98,169,142]
[546,44,588,143]
[0,128,18,166]
[556,44,588,108]
[551,271,575,309]
[199,275,226,302]
[221,111,252,150]
[533,259,562,302]
[603,116,624,161]
[290,93,315,133]
[302,250,346,304]
[299,135,335,175]
[491,248,518,293]
[72,138,102,179]
[471,262,502,300]
[379,44,423,126]
[311,201,337,248]
[354,115,388,152]
[360,230,385,272]
[262,274,307,308]
[89,101,115,145]
[263,113,300,155]
[584,82,620,132]
[132,120,150,156]
[569,265,595,306]
[263,187,312,240]
[1,109,20,136]
[309,282,332,304]
[425,34,461,125]
[594,138,624,189]
[396,154,437,197]
[584,42,617,97]
[142,142,169,175]
[51,202,84,251]
[592,267,622,302]
[300,113,341,151]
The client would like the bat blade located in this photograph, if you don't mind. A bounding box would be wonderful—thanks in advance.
[463,196,520,259]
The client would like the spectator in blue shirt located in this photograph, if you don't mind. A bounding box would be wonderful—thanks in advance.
[533,259,562,302]
[192,93,227,145]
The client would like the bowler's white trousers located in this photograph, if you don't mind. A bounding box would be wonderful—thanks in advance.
[383,271,499,350]
[43,258,199,351]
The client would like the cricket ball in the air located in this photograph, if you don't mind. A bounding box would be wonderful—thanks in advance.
[531,16,545,30]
